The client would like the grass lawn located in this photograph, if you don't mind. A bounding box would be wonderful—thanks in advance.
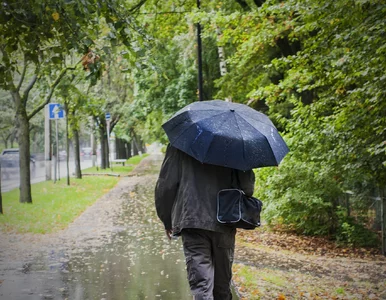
[0,177,119,234]
[82,153,149,175]
[0,154,149,234]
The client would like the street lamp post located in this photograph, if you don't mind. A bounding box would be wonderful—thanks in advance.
[196,0,203,102]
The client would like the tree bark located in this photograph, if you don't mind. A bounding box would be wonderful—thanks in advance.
[115,138,130,159]
[91,120,97,167]
[132,139,139,156]
[126,143,131,159]
[99,125,109,169]
[73,129,82,179]
[13,92,32,203]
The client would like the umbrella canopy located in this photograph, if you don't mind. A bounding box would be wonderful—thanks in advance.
[162,100,289,171]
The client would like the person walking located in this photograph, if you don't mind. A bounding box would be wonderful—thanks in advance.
[155,144,255,300]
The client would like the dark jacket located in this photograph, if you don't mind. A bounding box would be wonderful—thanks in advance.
[155,145,255,235]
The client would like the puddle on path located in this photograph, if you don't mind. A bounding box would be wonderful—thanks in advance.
[0,176,239,299]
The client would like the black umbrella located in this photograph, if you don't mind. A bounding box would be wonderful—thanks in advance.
[162,100,289,171]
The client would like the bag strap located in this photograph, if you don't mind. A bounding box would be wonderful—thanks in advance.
[231,169,242,189]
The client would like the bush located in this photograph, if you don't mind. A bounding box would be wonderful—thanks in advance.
[255,155,342,236]
[335,209,379,248]
[255,154,381,248]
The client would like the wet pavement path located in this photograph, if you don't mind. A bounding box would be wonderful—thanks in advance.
[0,155,194,300]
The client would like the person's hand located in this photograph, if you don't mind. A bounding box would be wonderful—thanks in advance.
[165,229,173,240]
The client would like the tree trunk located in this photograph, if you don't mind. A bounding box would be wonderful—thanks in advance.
[132,139,139,156]
[126,142,131,159]
[216,27,228,77]
[91,121,97,167]
[138,139,146,154]
[99,125,109,169]
[115,138,130,159]
[115,138,123,159]
[73,129,82,179]
[16,100,32,203]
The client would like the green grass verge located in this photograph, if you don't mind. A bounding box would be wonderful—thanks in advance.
[82,154,149,175]
[0,177,119,234]
[0,154,149,234]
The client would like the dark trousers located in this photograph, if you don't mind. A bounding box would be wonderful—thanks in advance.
[181,228,236,300]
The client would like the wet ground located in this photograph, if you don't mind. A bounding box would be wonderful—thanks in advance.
[0,155,198,299]
[3,154,384,299]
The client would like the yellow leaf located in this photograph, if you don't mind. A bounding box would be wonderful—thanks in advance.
[52,12,60,21]
[278,294,286,300]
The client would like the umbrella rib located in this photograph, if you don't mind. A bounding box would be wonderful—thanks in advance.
[201,112,233,163]
[233,112,246,166]
[242,113,277,131]
[239,116,277,161]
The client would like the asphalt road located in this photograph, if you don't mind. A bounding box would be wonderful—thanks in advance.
[1,159,94,192]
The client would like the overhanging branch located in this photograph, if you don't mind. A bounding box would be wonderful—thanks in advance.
[17,59,28,92]
[22,75,38,105]
[27,61,81,121]
[129,0,147,13]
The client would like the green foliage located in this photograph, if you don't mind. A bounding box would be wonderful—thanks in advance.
[255,153,342,236]
[195,0,385,246]
[335,210,379,248]
[119,18,200,143]
[1,0,384,244]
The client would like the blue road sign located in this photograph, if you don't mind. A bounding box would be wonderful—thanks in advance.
[105,112,111,121]
[48,103,65,119]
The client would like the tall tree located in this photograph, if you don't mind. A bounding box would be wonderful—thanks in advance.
[0,0,144,202]
[207,0,386,241]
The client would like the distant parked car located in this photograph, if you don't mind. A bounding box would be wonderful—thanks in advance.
[80,147,93,160]
[58,150,67,161]
[0,148,36,179]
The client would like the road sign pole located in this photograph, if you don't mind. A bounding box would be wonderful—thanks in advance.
[53,143,57,183]
[107,120,111,171]
[44,105,52,181]
[105,113,111,171]
[56,118,60,181]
